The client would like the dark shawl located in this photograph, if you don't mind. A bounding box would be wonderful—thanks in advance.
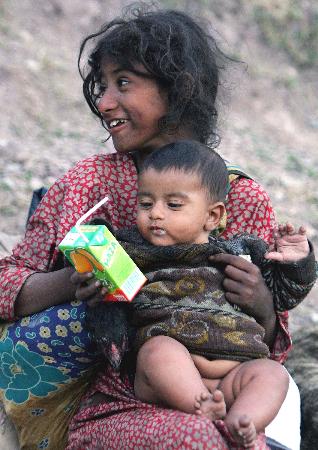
[116,226,316,361]
[117,227,270,361]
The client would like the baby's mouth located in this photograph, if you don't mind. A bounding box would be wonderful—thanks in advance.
[150,226,166,236]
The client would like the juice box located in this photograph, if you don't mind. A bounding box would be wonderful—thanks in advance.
[59,225,147,302]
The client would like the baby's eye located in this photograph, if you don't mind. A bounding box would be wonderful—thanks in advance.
[168,202,183,209]
[138,201,153,209]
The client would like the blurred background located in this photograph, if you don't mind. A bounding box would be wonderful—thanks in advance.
[0,0,317,331]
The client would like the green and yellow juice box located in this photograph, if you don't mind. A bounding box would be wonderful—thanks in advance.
[59,224,147,302]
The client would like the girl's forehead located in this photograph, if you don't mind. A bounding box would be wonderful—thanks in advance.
[100,59,150,78]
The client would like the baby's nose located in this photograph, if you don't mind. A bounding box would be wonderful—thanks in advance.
[149,203,164,219]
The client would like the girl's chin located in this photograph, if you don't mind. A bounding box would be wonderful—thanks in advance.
[110,137,133,154]
[112,144,133,154]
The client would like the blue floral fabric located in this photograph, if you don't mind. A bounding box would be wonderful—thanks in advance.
[0,299,97,405]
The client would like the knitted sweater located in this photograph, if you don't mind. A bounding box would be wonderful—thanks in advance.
[116,227,316,361]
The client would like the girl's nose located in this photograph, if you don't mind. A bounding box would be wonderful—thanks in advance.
[97,87,118,114]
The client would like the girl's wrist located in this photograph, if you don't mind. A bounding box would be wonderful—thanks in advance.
[260,311,278,348]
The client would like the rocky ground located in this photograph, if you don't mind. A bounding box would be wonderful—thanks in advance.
[1,0,317,333]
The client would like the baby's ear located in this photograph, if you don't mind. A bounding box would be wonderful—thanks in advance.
[205,202,226,232]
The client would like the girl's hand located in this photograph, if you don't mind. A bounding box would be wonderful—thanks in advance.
[70,271,108,307]
[209,254,276,329]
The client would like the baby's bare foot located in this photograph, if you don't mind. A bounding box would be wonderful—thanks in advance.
[226,414,257,448]
[194,389,226,421]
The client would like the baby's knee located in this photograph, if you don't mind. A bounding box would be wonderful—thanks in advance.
[268,361,290,390]
[135,336,186,397]
[243,359,289,388]
[136,336,187,371]
[260,359,289,381]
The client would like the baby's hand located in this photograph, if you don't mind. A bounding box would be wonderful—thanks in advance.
[265,223,309,263]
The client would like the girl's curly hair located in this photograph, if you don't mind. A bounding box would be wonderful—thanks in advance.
[78,3,232,146]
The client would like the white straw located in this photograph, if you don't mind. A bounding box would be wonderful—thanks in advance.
[75,196,109,242]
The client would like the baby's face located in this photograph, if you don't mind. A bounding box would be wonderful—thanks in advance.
[136,168,214,246]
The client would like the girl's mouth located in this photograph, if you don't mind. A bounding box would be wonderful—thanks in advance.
[106,119,128,131]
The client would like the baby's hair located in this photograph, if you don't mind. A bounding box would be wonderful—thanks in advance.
[78,3,232,146]
[139,140,229,202]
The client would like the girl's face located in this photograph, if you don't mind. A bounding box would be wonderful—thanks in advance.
[97,62,185,156]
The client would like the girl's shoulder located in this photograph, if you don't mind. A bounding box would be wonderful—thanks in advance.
[224,161,271,204]
[229,176,272,205]
[69,152,134,172]
[62,152,136,182]
[224,175,276,242]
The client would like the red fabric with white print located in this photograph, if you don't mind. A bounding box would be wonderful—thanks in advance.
[67,368,268,450]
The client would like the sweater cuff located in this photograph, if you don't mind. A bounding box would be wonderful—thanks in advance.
[279,241,317,285]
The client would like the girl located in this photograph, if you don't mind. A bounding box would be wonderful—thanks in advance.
[0,5,298,449]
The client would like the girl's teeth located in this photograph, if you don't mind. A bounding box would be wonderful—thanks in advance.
[109,119,127,128]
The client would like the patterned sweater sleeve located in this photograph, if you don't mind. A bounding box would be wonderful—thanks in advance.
[222,176,291,363]
[0,177,67,321]
[262,244,317,312]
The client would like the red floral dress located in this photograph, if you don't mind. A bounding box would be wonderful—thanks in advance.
[0,153,290,449]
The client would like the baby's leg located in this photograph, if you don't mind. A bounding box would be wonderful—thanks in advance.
[219,359,289,448]
[134,336,225,420]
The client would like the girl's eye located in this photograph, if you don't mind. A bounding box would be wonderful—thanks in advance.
[117,78,129,88]
[95,84,107,99]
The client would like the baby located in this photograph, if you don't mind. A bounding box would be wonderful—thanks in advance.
[87,141,316,447]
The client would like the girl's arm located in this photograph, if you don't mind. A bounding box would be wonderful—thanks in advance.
[210,252,278,348]
[15,266,110,317]
[0,154,134,320]
[0,177,70,319]
[0,154,116,320]
[14,267,76,317]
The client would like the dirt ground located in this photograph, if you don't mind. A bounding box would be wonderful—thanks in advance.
[0,0,317,333]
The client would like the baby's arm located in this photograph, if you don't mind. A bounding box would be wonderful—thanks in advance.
[265,223,309,263]
[262,223,316,311]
